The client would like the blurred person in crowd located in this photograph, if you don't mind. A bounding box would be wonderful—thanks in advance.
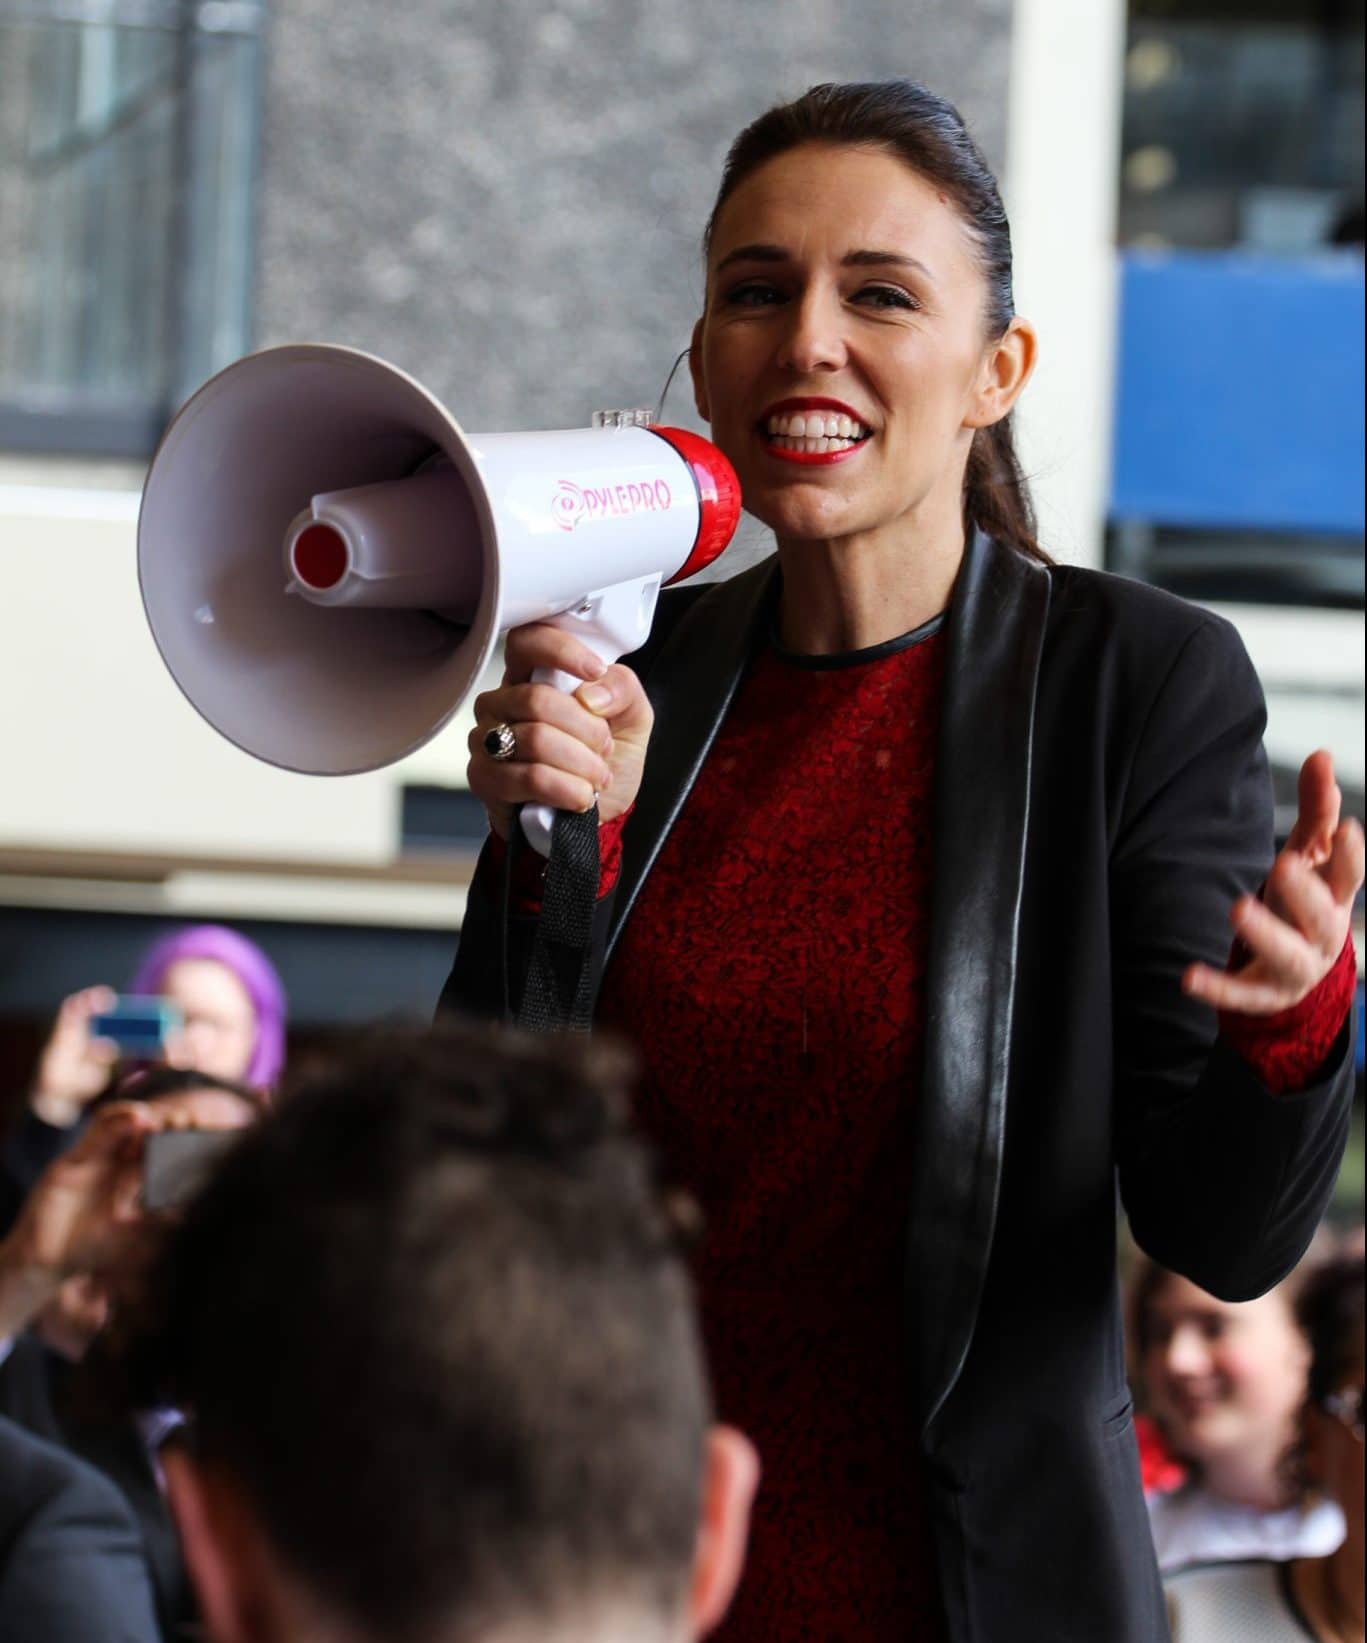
[1165,1254,1364,1641]
[446,77,1361,1643]
[120,1025,757,1643]
[1131,1251,1345,1574]
[0,1416,161,1643]
[0,1069,259,1641]
[2,924,286,1231]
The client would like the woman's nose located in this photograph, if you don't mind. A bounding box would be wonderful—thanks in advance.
[775,290,847,374]
[1164,1324,1209,1377]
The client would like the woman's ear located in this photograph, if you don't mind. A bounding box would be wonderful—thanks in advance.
[689,318,710,422]
[965,316,1037,430]
[688,1425,759,1636]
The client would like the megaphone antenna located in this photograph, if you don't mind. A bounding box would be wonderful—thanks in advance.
[654,347,691,426]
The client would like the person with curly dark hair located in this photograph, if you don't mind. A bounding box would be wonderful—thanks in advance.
[122,1025,758,1643]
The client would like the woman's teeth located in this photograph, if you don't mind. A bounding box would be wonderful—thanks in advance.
[765,411,870,453]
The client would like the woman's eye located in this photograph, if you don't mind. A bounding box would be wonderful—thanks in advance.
[720,281,785,308]
[854,284,917,311]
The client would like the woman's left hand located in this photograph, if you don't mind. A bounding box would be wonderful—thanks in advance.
[1183,749,1363,1016]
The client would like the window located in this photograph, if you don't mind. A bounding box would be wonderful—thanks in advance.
[1108,0,1365,609]
[0,0,264,457]
[1120,0,1364,254]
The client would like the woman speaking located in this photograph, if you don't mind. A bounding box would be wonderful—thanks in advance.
[441,82,1360,1643]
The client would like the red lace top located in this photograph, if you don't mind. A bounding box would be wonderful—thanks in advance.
[599,621,951,1640]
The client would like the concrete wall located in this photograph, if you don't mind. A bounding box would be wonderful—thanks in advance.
[254,0,1013,439]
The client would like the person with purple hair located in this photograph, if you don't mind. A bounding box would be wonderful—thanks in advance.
[1,925,286,1233]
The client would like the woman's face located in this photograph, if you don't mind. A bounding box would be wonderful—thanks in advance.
[691,142,1026,549]
[1141,1275,1311,1471]
[160,958,257,1084]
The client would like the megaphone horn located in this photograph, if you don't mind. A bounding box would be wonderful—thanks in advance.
[137,344,741,855]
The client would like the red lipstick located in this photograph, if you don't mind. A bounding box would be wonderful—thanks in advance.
[767,442,867,466]
[759,396,874,466]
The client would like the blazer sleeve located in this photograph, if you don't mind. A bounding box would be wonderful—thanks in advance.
[1110,614,1355,1301]
[0,1417,162,1643]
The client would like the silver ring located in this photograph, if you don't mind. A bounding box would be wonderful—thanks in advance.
[483,722,517,761]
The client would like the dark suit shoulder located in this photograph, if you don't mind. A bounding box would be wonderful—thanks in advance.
[0,1413,132,1530]
[1045,562,1246,655]
[1041,563,1261,724]
[0,1417,161,1643]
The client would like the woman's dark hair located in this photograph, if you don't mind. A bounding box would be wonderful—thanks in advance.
[704,80,1047,564]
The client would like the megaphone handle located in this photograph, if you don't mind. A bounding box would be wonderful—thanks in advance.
[519,574,663,857]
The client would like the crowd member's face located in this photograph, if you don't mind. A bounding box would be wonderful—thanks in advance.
[1141,1275,1311,1473]
[691,142,1020,550]
[161,959,258,1084]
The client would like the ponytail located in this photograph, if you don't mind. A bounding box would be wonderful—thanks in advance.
[963,415,1051,566]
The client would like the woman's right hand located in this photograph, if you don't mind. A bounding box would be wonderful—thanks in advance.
[30,986,120,1130]
[467,622,655,841]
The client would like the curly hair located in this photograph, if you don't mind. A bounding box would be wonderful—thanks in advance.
[117,1021,709,1642]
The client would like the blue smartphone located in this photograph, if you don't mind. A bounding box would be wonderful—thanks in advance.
[89,996,183,1057]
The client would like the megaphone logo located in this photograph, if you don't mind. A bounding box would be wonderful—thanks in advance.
[552,480,586,531]
[138,344,741,855]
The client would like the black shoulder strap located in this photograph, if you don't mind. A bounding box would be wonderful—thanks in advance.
[511,805,601,1033]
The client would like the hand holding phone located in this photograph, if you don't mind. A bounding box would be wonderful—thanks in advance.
[90,996,184,1059]
[30,986,123,1129]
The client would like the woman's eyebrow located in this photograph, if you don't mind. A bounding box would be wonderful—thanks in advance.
[712,243,935,282]
[713,242,789,273]
[842,249,936,282]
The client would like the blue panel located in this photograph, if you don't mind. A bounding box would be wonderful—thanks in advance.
[1110,251,1365,535]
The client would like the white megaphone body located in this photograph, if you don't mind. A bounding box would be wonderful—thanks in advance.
[138,344,741,854]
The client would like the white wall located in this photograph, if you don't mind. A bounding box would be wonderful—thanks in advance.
[1006,0,1128,568]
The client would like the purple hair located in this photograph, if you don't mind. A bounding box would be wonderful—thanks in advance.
[130,924,287,1089]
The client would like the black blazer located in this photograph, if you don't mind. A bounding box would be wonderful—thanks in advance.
[0,1415,160,1643]
[0,1339,193,1642]
[441,530,1355,1643]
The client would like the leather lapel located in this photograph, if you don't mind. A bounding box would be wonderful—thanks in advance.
[606,557,778,962]
[908,529,1050,1438]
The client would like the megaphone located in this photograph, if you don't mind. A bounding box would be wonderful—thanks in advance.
[138,344,741,854]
